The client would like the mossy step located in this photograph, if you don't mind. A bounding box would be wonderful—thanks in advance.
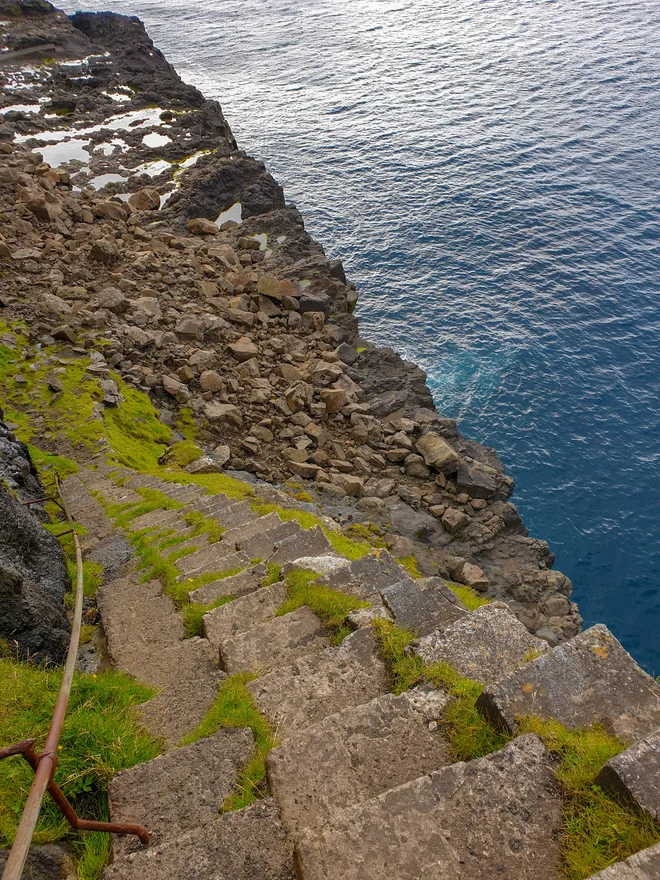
[381,577,466,636]
[102,799,295,880]
[220,510,283,547]
[248,628,389,739]
[219,607,329,675]
[269,526,333,566]
[177,544,250,583]
[189,562,268,605]
[188,494,235,517]
[203,582,289,649]
[239,519,303,560]
[267,689,449,837]
[108,728,254,862]
[319,550,411,602]
[128,507,185,533]
[411,602,549,685]
[213,500,258,531]
[294,734,561,880]
[176,546,250,579]
[478,625,660,742]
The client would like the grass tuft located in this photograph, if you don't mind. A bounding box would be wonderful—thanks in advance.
[445,581,491,611]
[182,596,235,638]
[183,510,225,543]
[0,659,161,879]
[278,569,369,644]
[180,673,276,811]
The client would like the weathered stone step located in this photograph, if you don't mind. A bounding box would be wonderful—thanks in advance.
[248,628,389,737]
[165,529,210,554]
[411,602,549,684]
[219,607,329,674]
[175,549,250,583]
[382,577,466,636]
[203,582,288,649]
[268,526,333,566]
[295,734,561,880]
[267,688,449,836]
[318,550,411,601]
[128,508,184,533]
[108,729,254,861]
[189,562,268,604]
[586,842,660,879]
[596,727,660,821]
[239,519,303,560]
[212,499,258,530]
[102,799,295,880]
[220,510,283,548]
[175,539,240,575]
[477,625,660,742]
[98,577,183,651]
[188,493,235,517]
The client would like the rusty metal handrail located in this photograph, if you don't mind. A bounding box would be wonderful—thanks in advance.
[0,478,148,880]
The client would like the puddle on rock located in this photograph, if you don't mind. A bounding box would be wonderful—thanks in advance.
[0,103,41,115]
[142,131,171,148]
[39,139,91,166]
[215,202,243,227]
[87,172,129,190]
[131,158,172,178]
[251,233,268,251]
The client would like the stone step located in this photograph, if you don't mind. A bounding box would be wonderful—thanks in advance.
[239,519,303,560]
[248,628,389,738]
[477,624,660,742]
[381,577,466,636]
[295,734,561,880]
[189,562,268,604]
[175,549,250,583]
[220,511,283,548]
[153,484,204,503]
[98,577,183,652]
[268,526,333,566]
[175,539,239,575]
[165,529,210,554]
[585,843,660,879]
[212,499,258,530]
[595,727,660,821]
[188,494,235,517]
[128,508,183,533]
[267,688,449,837]
[411,602,549,684]
[203,582,288,649]
[108,729,254,861]
[219,607,329,674]
[318,550,410,601]
[103,798,295,880]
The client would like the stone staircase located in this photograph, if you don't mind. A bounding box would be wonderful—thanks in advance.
[60,465,660,880]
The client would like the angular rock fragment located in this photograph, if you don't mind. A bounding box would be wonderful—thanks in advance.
[596,728,660,821]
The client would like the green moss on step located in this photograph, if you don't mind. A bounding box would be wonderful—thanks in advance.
[179,672,276,811]
[106,488,183,529]
[0,659,161,880]
[278,569,369,644]
[182,596,234,638]
[396,554,423,578]
[183,510,225,543]
[160,440,203,468]
[445,581,491,611]
[261,563,282,587]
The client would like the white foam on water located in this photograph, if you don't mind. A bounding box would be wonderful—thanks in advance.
[215,202,242,227]
[142,131,171,148]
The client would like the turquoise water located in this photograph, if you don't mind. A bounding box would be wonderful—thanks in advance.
[61,0,660,671]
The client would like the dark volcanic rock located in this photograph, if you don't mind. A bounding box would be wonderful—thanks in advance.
[347,348,435,415]
[0,483,69,662]
[0,409,44,504]
[0,843,76,880]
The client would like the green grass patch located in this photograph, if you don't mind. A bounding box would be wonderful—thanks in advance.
[176,407,198,441]
[278,569,369,644]
[103,382,172,471]
[28,444,78,479]
[180,672,276,811]
[397,554,422,578]
[182,596,234,637]
[156,469,253,500]
[65,559,104,601]
[107,488,183,529]
[160,440,203,469]
[183,510,225,543]
[0,658,161,879]
[445,581,491,611]
[250,502,371,560]
[261,563,282,587]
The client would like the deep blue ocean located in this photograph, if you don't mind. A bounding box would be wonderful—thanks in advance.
[60,0,660,672]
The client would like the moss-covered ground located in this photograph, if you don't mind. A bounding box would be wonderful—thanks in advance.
[371,618,660,879]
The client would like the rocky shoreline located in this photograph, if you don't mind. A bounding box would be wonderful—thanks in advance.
[0,0,581,644]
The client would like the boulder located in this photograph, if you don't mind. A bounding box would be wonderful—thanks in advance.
[320,388,347,414]
[199,369,224,392]
[89,239,119,264]
[129,188,161,211]
[596,728,660,821]
[204,402,243,428]
[456,462,498,499]
[227,336,259,362]
[441,507,471,534]
[416,432,460,473]
[187,217,218,235]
